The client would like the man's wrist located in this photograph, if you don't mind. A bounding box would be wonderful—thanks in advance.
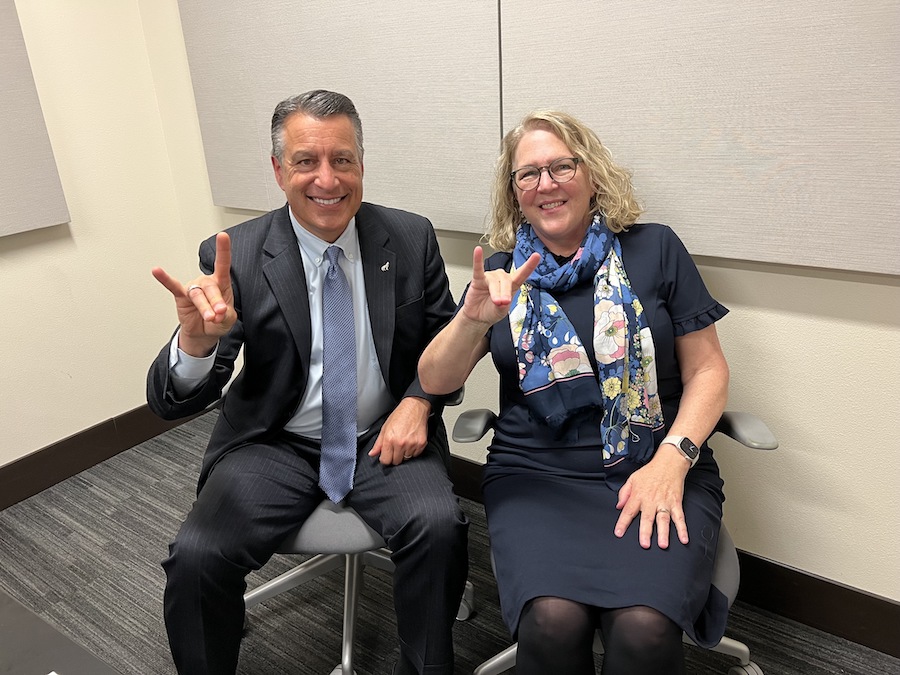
[402,395,432,415]
[178,333,218,358]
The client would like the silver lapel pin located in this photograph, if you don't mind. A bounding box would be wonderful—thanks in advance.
[381,261,390,272]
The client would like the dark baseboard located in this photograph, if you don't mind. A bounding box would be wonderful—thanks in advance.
[0,405,194,511]
[2,410,897,658]
[450,455,484,503]
[736,550,899,658]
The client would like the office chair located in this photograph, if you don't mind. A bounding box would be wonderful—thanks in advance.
[452,409,777,675]
[243,500,475,675]
[243,500,389,675]
[241,394,473,675]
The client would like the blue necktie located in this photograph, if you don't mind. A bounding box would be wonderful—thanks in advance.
[318,246,358,503]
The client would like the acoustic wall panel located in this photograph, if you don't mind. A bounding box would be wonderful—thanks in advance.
[501,1,900,275]
[178,0,500,234]
[0,0,69,237]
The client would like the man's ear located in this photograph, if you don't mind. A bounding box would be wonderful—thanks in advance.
[271,155,285,190]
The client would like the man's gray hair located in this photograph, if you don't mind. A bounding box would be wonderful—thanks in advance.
[270,90,364,162]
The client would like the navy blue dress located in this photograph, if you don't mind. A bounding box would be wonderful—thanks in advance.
[477,223,730,647]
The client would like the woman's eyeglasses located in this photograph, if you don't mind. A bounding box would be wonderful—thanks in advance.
[510,157,580,191]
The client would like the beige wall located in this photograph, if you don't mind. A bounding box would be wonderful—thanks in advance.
[1,0,897,605]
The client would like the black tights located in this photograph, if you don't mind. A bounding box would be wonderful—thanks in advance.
[515,597,684,675]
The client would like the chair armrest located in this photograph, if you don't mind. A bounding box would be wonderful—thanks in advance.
[451,408,778,451]
[452,409,498,443]
[713,411,778,450]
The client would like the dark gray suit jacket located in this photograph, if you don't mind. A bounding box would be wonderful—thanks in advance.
[147,202,456,489]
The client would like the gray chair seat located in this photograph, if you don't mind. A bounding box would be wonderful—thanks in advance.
[275,500,388,554]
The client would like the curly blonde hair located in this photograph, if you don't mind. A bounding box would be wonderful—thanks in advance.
[487,110,642,251]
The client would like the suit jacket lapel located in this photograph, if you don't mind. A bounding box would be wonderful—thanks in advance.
[262,206,312,368]
[357,204,396,385]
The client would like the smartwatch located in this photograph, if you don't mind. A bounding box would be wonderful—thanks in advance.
[661,435,700,468]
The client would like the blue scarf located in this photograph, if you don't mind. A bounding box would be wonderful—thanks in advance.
[509,214,664,464]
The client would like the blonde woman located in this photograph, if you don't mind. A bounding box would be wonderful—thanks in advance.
[419,111,729,674]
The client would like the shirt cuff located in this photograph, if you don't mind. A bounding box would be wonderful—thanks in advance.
[168,328,218,398]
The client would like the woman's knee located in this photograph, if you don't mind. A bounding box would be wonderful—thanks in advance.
[599,605,683,670]
[519,597,595,650]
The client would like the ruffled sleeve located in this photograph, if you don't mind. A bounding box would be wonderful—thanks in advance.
[658,225,729,336]
[672,301,729,336]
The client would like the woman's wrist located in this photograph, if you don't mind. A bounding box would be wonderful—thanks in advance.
[653,443,692,477]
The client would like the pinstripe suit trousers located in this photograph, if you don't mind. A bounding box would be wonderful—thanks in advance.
[162,416,469,675]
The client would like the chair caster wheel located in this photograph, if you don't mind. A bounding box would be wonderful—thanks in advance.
[456,598,474,621]
[728,662,763,675]
[328,665,357,675]
[456,580,475,621]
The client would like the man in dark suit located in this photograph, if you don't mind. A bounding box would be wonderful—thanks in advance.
[148,90,468,675]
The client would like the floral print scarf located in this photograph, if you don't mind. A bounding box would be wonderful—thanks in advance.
[509,214,664,464]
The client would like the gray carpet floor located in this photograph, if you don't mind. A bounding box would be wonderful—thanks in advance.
[0,410,897,675]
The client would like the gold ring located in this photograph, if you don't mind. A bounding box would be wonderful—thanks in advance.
[657,508,670,515]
